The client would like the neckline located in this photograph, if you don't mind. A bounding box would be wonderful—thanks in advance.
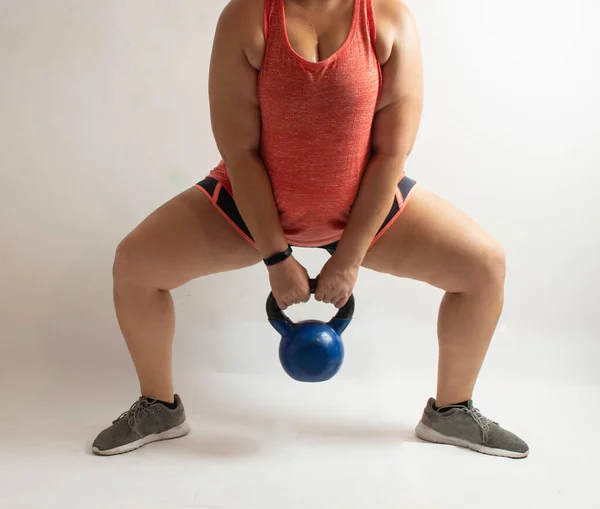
[280,0,359,68]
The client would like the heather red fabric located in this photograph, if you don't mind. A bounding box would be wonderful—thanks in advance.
[209,0,387,247]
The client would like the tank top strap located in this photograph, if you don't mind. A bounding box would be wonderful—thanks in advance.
[263,0,279,42]
[363,0,377,51]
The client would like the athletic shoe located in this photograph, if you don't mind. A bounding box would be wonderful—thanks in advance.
[92,394,190,456]
[415,398,529,458]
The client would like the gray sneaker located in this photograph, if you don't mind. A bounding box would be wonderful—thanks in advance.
[92,394,190,456]
[415,398,529,459]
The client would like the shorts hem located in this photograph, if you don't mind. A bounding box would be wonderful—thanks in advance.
[369,182,419,248]
[193,184,258,249]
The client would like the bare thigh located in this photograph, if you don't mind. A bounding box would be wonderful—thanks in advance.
[362,186,505,292]
[115,187,262,290]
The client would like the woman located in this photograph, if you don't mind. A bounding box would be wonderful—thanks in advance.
[92,0,529,458]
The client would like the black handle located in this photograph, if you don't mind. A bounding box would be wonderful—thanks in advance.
[266,278,355,323]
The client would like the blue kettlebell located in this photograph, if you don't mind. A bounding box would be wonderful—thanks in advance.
[266,279,355,382]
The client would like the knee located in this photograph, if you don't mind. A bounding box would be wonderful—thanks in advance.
[113,234,145,286]
[473,240,506,291]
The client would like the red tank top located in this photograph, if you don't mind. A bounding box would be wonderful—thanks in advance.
[210,0,382,247]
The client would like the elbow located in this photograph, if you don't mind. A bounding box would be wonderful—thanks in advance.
[221,148,260,170]
[371,151,408,171]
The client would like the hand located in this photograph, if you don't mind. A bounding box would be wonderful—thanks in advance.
[315,255,359,309]
[268,256,311,310]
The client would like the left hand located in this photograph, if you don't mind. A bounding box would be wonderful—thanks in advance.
[315,255,360,309]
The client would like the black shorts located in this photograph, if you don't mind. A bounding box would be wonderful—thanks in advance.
[195,176,417,255]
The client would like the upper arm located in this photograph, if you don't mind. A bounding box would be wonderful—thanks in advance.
[209,0,265,165]
[372,0,424,157]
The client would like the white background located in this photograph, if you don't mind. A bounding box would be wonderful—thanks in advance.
[1,1,599,508]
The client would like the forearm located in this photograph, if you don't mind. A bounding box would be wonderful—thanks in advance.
[225,152,288,259]
[335,93,422,266]
[334,154,404,266]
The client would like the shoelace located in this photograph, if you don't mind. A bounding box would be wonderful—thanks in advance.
[113,397,158,427]
[464,407,498,442]
[438,404,498,441]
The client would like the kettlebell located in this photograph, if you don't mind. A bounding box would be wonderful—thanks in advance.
[266,279,355,382]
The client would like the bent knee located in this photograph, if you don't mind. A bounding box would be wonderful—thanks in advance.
[471,240,506,291]
[113,234,151,287]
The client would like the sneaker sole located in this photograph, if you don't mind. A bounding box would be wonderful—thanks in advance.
[92,420,191,456]
[415,422,529,459]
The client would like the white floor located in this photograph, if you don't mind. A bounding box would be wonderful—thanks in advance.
[2,369,599,509]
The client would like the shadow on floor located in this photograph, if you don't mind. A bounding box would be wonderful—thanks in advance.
[173,430,264,458]
[187,397,420,446]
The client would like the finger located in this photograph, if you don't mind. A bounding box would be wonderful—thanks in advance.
[321,292,333,304]
[332,295,349,309]
[300,283,311,303]
[285,297,298,307]
[328,294,341,308]
[314,285,325,302]
[296,292,308,305]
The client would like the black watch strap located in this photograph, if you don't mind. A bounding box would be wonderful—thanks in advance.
[263,246,293,266]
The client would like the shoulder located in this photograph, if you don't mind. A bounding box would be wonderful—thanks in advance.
[373,0,414,25]
[218,0,264,24]
[372,0,418,64]
[216,0,265,69]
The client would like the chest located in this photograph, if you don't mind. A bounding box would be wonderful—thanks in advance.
[258,0,382,117]
[280,0,392,66]
[283,0,356,63]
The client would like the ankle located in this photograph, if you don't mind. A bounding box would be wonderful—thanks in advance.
[434,398,471,410]
[155,398,177,410]
[140,389,174,404]
[140,393,177,410]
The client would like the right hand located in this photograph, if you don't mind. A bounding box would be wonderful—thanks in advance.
[268,256,311,310]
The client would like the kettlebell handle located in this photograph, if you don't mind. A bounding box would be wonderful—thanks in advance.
[266,278,355,324]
